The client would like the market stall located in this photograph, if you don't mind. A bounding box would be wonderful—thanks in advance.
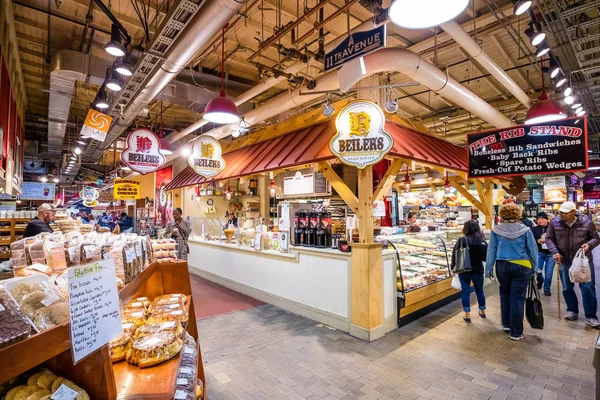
[166,101,500,340]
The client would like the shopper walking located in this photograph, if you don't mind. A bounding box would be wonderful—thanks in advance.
[451,220,488,323]
[532,212,554,296]
[545,201,600,327]
[165,208,191,261]
[486,203,538,340]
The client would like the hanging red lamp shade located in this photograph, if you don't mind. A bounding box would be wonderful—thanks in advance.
[525,60,567,125]
[204,24,240,125]
[159,137,173,155]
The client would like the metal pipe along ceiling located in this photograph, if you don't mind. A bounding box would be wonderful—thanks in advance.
[197,47,513,141]
[440,20,532,108]
[91,0,249,160]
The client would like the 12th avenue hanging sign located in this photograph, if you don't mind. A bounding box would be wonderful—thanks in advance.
[467,117,588,178]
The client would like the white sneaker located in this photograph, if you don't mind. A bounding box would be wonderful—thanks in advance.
[502,327,510,332]
[564,311,579,321]
[586,318,600,328]
[509,334,525,341]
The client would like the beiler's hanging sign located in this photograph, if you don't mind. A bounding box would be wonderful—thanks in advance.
[467,116,588,178]
[188,136,226,178]
[329,101,394,169]
[120,129,166,175]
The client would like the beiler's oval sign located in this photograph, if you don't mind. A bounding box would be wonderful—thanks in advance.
[188,136,226,178]
[330,101,393,169]
[120,129,166,175]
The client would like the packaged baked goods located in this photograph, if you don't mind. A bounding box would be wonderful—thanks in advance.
[133,320,184,339]
[109,333,132,362]
[126,331,183,368]
[145,313,180,326]
[153,293,187,305]
[81,243,101,263]
[0,287,32,348]
[19,264,53,277]
[10,239,27,274]
[32,302,70,331]
[122,310,147,328]
[27,241,46,266]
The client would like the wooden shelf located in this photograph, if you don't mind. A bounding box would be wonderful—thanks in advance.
[0,261,206,400]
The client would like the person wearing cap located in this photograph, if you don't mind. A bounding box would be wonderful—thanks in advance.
[532,212,554,296]
[24,203,56,238]
[545,201,600,328]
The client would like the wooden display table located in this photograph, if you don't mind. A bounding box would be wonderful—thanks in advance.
[0,260,206,399]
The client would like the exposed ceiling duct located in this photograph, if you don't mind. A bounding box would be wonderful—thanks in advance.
[89,0,250,161]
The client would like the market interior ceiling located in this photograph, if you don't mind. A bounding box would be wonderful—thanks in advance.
[12,0,600,185]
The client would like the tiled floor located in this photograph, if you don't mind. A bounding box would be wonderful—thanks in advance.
[190,274,264,319]
[197,278,599,400]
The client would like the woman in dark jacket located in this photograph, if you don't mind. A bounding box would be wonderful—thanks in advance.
[452,220,488,323]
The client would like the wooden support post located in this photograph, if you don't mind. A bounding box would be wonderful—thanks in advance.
[373,159,404,202]
[483,179,494,229]
[317,162,359,212]
[448,177,486,212]
[349,165,384,341]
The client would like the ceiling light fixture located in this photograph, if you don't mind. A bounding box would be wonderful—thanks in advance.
[105,23,126,57]
[549,58,561,78]
[512,0,532,16]
[41,177,48,183]
[53,177,59,183]
[77,140,86,145]
[575,107,584,114]
[322,99,335,117]
[525,66,567,125]
[106,70,123,92]
[388,0,469,29]
[564,87,573,97]
[535,41,550,58]
[571,103,582,109]
[203,24,240,124]
[269,179,277,198]
[74,148,82,155]
[555,76,567,87]
[525,22,546,46]
[182,146,191,157]
[94,87,110,109]
[577,110,586,116]
[402,167,412,193]
[159,137,173,155]
[225,183,232,200]
[565,96,574,105]
[115,58,133,77]
[70,156,77,160]
[444,172,451,194]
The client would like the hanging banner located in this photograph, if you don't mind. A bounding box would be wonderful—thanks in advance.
[79,186,100,207]
[324,25,386,72]
[114,179,141,200]
[80,109,113,142]
[188,136,225,178]
[121,129,166,175]
[467,116,588,178]
[155,166,173,227]
[330,101,393,169]
[543,176,567,203]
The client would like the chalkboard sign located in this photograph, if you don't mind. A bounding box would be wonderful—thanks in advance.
[467,117,588,178]
[68,259,122,363]
[314,172,329,194]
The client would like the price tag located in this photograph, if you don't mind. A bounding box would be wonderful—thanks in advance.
[169,304,180,309]
[29,264,49,273]
[67,259,122,364]
[176,378,188,385]
[179,367,193,374]
[125,247,136,263]
[174,390,187,400]
[50,384,79,400]
[129,302,143,307]
[160,321,177,329]
[184,347,195,354]
[143,337,162,346]
[142,240,147,251]
[41,292,61,307]
[135,244,143,257]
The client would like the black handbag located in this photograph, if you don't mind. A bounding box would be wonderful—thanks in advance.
[526,276,544,329]
[452,237,472,274]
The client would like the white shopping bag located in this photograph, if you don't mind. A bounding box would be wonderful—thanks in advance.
[451,274,461,290]
[569,248,592,283]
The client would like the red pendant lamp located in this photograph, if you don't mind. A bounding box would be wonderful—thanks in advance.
[204,24,240,124]
[525,60,567,125]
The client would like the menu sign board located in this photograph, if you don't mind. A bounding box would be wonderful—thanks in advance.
[467,117,588,178]
[543,176,567,203]
[21,182,56,200]
[121,129,166,175]
[330,101,393,169]
[188,136,225,178]
[114,179,141,200]
[68,259,122,363]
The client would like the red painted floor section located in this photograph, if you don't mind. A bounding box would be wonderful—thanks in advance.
[189,274,264,319]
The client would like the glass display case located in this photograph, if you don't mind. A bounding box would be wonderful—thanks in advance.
[378,230,462,294]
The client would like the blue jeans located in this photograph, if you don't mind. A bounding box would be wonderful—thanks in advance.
[537,252,555,293]
[458,272,486,312]
[559,260,598,319]
[496,260,532,337]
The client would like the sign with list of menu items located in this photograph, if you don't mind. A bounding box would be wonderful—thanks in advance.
[467,117,588,178]
[21,182,56,200]
[543,176,567,203]
[68,259,122,364]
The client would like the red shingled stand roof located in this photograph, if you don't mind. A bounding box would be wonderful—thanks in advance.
[164,120,467,191]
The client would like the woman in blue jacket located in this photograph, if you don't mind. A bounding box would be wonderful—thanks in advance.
[486,203,538,341]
